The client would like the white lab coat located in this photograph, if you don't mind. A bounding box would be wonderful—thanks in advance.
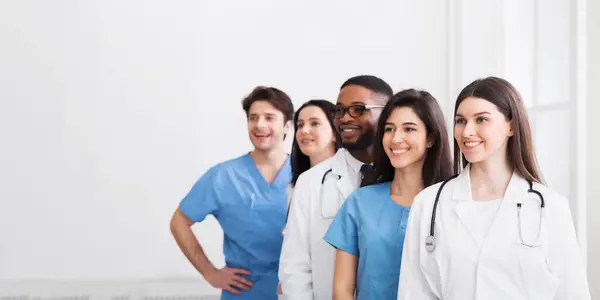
[397,165,591,300]
[279,148,358,300]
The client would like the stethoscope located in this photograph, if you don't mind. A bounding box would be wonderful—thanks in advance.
[284,168,342,223]
[425,175,545,253]
[321,168,341,184]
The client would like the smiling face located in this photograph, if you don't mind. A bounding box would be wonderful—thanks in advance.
[454,96,513,164]
[382,106,432,169]
[247,100,290,152]
[295,105,336,160]
[334,85,383,151]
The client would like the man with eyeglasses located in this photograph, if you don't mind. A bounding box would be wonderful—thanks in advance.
[279,75,393,300]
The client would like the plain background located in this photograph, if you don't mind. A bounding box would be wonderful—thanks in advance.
[0,0,598,298]
[587,0,599,297]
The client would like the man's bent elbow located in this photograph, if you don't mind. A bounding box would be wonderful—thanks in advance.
[170,208,192,235]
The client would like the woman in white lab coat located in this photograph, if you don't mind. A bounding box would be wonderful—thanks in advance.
[289,100,342,189]
[284,99,341,235]
[397,77,591,300]
[278,99,341,296]
[285,99,341,222]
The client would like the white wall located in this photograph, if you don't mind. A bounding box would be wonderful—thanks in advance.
[587,0,600,297]
[0,0,594,298]
[451,0,588,236]
[0,0,450,297]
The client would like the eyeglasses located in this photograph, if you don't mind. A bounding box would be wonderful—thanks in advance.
[332,104,385,119]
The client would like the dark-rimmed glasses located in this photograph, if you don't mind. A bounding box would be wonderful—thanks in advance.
[332,104,385,119]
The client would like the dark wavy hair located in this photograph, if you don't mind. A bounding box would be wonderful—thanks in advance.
[291,100,342,186]
[362,89,454,187]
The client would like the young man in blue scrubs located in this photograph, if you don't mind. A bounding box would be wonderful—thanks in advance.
[170,86,294,300]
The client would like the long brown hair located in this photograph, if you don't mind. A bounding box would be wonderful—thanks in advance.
[363,89,454,187]
[453,77,544,183]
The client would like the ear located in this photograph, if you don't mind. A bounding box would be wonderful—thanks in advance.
[284,120,293,133]
[426,135,434,148]
[507,120,514,137]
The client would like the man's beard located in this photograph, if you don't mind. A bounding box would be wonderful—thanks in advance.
[341,127,375,151]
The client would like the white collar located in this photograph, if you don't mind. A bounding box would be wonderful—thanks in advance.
[344,148,365,173]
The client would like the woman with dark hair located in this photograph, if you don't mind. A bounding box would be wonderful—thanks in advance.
[282,100,340,231]
[398,77,590,299]
[323,89,453,299]
[278,99,340,296]
[290,100,342,186]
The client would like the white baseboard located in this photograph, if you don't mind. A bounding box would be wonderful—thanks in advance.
[0,280,220,300]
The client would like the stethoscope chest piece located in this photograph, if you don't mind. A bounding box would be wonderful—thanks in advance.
[425,235,436,253]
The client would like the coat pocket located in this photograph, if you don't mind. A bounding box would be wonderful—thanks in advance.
[518,246,559,298]
[320,187,342,219]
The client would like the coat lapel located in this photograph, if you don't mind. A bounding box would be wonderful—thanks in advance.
[454,166,531,251]
[319,149,355,218]
[452,167,482,249]
[331,149,354,201]
[482,172,529,248]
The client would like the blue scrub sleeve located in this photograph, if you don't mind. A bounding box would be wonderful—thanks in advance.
[179,166,221,222]
[323,194,359,256]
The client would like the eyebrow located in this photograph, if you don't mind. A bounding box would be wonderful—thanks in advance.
[455,111,491,118]
[385,121,419,126]
[298,117,322,122]
[249,112,277,117]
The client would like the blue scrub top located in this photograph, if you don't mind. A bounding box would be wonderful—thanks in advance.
[323,182,410,300]
[180,153,292,300]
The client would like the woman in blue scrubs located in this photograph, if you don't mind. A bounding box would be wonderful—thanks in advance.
[323,89,453,299]
[170,86,294,300]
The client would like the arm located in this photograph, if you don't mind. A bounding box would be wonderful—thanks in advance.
[278,175,314,300]
[173,167,252,294]
[546,194,591,299]
[397,194,439,300]
[170,208,252,294]
[170,208,219,279]
[333,250,358,300]
[322,195,359,300]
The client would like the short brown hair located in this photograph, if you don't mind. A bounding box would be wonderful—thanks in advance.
[242,86,294,122]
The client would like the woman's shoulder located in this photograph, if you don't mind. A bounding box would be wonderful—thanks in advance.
[354,182,390,197]
[418,181,445,199]
[338,183,390,218]
[298,154,335,178]
[411,180,449,213]
[531,182,570,209]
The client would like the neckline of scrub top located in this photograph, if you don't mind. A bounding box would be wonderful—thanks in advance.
[244,153,291,189]
[384,181,412,209]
